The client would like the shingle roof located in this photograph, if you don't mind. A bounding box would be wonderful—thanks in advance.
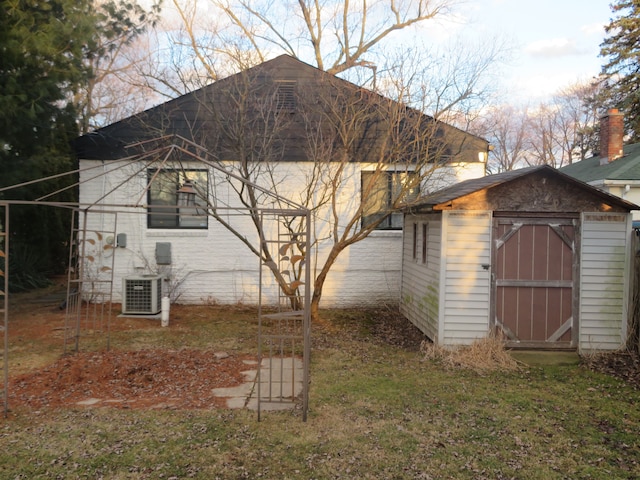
[408,164,637,211]
[559,143,640,182]
[73,54,488,162]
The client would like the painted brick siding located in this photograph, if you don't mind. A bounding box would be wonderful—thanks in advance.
[579,212,632,351]
[79,160,458,307]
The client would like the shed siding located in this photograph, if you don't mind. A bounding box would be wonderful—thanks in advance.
[579,212,632,351]
[400,213,442,340]
[440,211,492,345]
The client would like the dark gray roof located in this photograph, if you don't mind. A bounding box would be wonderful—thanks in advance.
[73,55,488,162]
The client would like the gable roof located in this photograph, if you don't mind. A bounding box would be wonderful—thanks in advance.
[407,165,638,212]
[73,55,488,163]
[559,143,640,183]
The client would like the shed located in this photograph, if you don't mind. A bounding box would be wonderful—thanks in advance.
[400,165,638,352]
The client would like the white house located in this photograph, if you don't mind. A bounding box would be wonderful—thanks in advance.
[73,55,489,309]
[560,109,640,219]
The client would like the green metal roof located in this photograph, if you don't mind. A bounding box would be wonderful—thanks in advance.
[559,143,640,182]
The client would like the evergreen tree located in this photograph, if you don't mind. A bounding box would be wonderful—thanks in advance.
[0,0,160,290]
[600,0,640,141]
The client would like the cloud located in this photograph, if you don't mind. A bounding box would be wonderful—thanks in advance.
[581,22,606,36]
[524,38,585,58]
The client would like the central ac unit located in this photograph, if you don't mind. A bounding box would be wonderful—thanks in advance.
[122,275,163,315]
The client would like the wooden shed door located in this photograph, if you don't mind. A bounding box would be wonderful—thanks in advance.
[493,218,576,348]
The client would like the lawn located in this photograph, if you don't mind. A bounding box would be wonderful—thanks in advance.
[0,293,639,479]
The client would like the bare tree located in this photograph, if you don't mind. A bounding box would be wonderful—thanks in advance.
[140,0,505,319]
[552,79,604,162]
[473,105,530,173]
[155,59,489,318]
[190,0,460,75]
[476,79,605,171]
[75,0,163,133]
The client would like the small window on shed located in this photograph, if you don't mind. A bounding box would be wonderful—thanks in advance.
[412,223,418,260]
[422,223,428,265]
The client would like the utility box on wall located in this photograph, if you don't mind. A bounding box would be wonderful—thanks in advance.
[155,242,171,265]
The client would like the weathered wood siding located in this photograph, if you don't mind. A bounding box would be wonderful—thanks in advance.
[400,213,442,341]
[440,211,493,345]
[579,212,632,351]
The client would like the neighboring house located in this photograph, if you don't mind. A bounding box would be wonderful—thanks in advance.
[73,55,489,308]
[400,165,636,352]
[560,108,640,219]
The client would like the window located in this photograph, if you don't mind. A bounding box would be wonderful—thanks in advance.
[361,170,420,230]
[412,223,418,259]
[422,223,428,265]
[148,169,208,229]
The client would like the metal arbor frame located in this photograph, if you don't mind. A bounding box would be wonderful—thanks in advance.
[64,209,118,353]
[0,136,312,421]
[258,209,311,421]
[1,204,8,418]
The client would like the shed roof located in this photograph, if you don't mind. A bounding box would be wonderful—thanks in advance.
[408,165,638,212]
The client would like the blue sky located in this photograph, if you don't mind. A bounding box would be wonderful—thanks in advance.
[460,0,613,102]
[157,0,613,105]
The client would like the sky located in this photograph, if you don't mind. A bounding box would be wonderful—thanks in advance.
[154,0,614,105]
[453,0,613,103]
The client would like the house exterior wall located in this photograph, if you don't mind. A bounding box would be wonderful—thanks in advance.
[439,211,493,345]
[399,212,442,340]
[578,212,633,351]
[588,181,640,221]
[79,159,485,307]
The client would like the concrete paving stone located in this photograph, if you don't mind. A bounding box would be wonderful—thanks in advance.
[241,369,258,381]
[226,397,248,409]
[211,356,304,411]
[257,383,301,399]
[211,381,255,398]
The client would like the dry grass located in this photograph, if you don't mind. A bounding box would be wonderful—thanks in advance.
[420,333,523,374]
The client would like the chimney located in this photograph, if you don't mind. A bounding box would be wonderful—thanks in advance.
[599,108,624,165]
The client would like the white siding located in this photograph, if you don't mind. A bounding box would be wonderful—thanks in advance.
[440,211,492,345]
[399,213,442,340]
[78,160,423,307]
[579,212,632,352]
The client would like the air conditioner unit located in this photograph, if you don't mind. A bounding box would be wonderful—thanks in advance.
[122,275,163,315]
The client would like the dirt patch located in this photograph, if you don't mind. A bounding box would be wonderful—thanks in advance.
[9,349,254,410]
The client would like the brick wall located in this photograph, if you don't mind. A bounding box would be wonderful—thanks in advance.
[79,159,484,307]
[600,108,624,162]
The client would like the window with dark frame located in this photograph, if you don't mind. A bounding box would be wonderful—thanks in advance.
[422,223,428,265]
[147,169,208,229]
[412,223,418,259]
[361,170,420,230]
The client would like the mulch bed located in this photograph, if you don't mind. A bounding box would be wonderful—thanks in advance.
[9,349,254,410]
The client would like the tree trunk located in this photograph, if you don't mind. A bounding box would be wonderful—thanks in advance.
[309,243,344,323]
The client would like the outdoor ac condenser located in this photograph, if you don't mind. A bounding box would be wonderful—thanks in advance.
[122,275,163,315]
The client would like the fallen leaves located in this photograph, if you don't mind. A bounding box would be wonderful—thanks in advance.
[9,349,254,410]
